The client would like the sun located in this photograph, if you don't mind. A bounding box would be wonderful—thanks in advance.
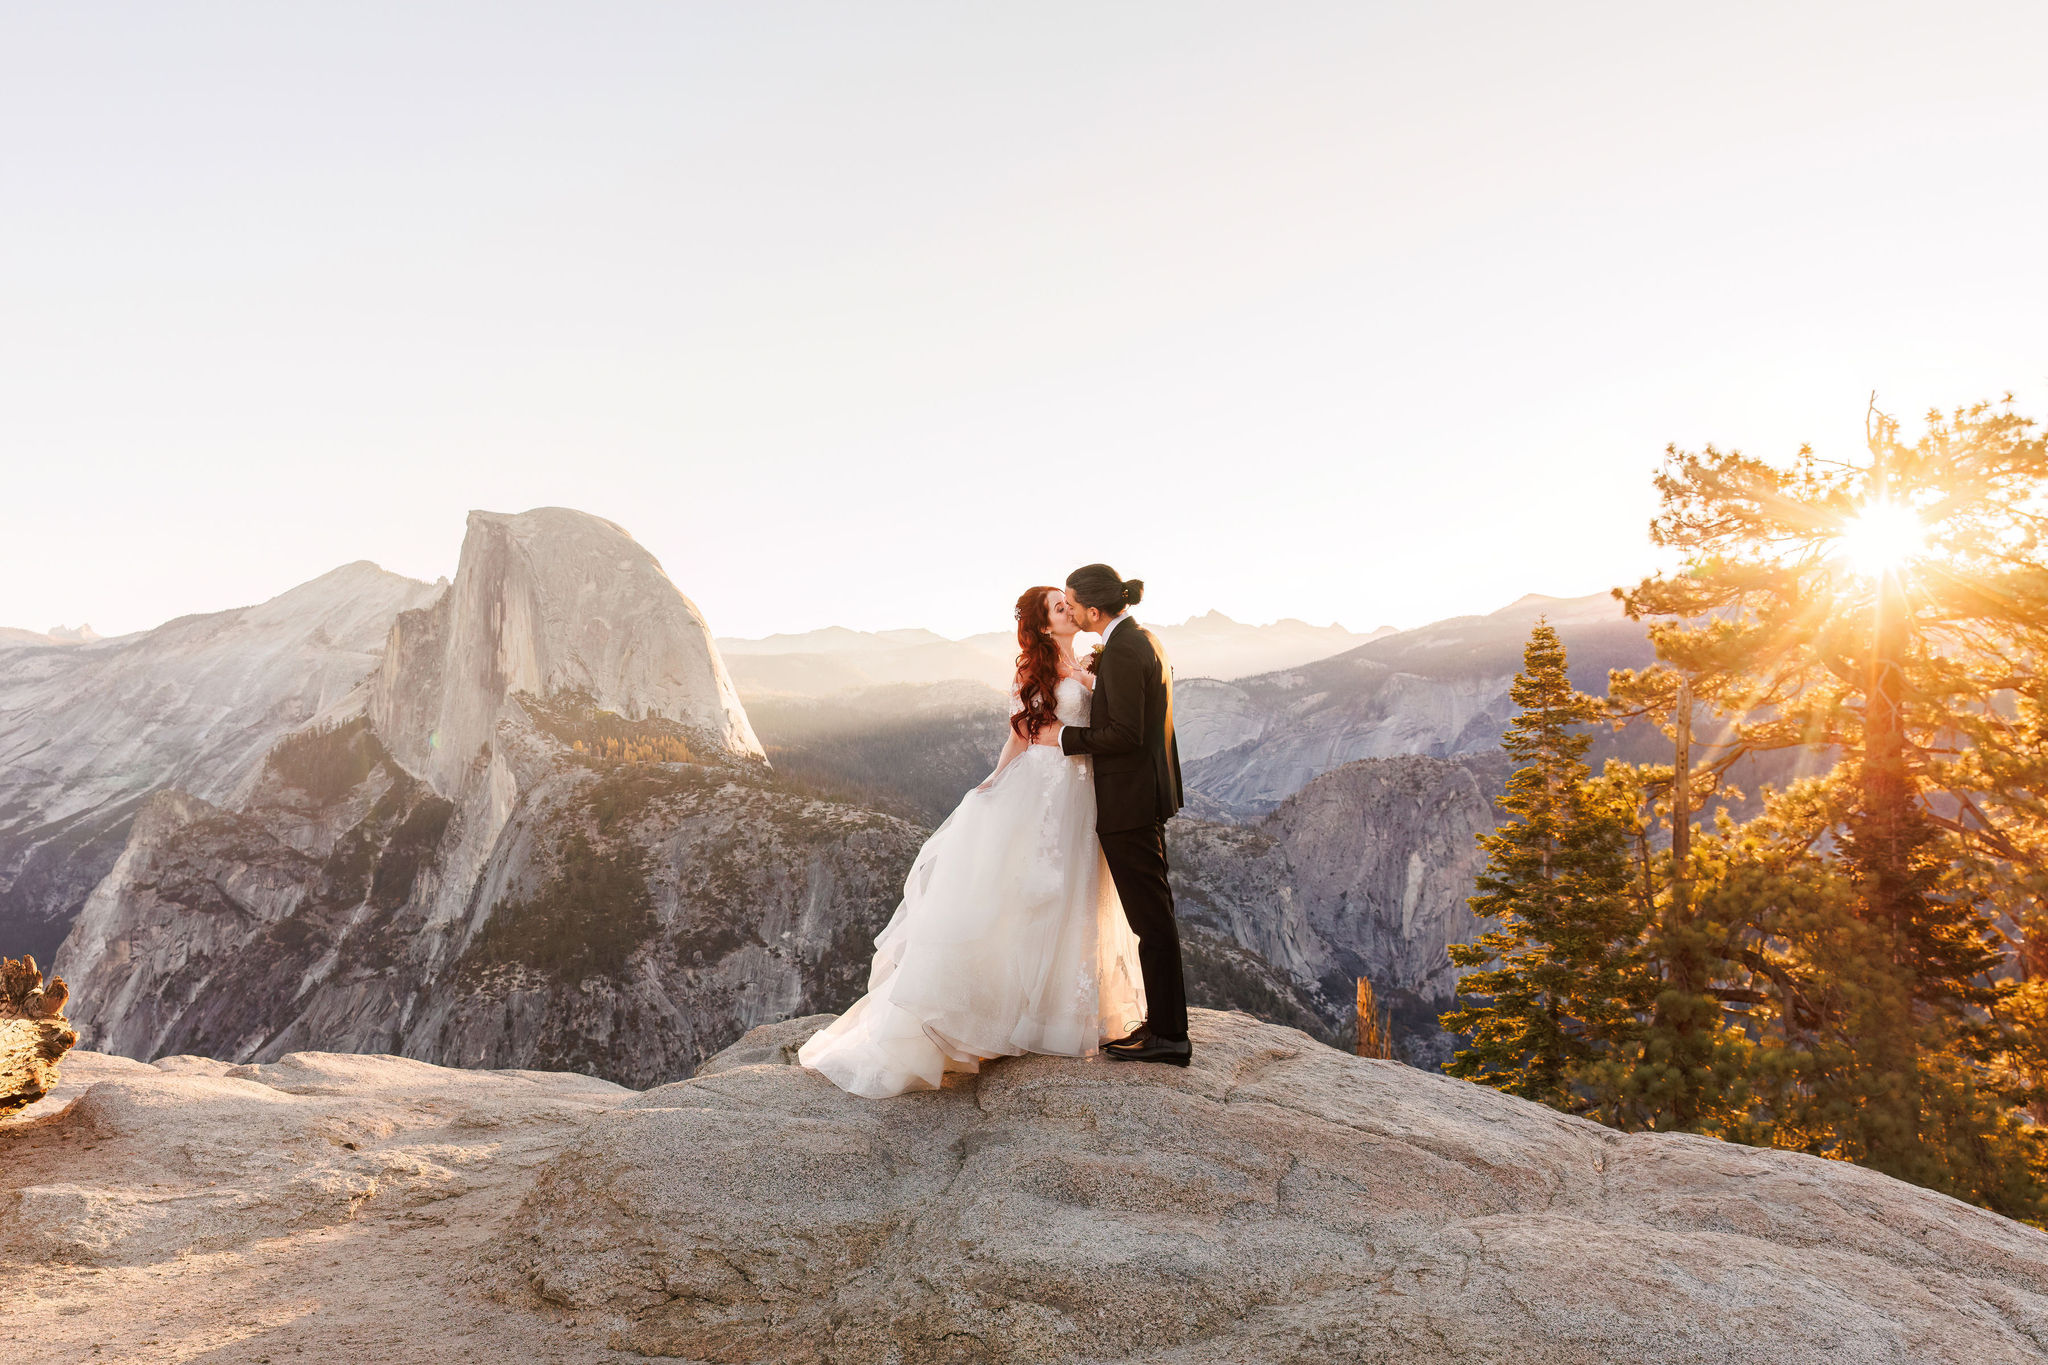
[1831,501,1927,578]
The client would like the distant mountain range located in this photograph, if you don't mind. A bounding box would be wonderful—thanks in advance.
[1174,590,1658,816]
[4,521,1766,1078]
[0,563,448,964]
[0,623,100,648]
[715,612,1395,697]
[728,590,1682,827]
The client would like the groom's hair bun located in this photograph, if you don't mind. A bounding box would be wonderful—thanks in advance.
[1067,563,1137,612]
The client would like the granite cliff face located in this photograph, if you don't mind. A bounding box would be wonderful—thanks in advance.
[371,507,760,796]
[58,728,922,1087]
[54,509,918,1088]
[0,562,444,962]
[1170,752,1512,1064]
[359,507,762,936]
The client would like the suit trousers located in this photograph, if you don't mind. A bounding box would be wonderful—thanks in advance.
[1098,823,1188,1042]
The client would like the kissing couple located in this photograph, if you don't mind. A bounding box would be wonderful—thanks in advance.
[799,563,1190,1097]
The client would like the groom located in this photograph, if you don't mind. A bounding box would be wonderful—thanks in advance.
[1059,564,1191,1066]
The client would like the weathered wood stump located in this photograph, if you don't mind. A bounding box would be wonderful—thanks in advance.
[1,955,78,1113]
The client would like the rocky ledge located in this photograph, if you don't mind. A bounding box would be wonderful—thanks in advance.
[4,1011,2046,1363]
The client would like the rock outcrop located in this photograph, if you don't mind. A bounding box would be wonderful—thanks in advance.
[0,955,75,1112]
[11,1013,2044,1362]
[493,1009,2048,1364]
[0,561,443,962]
[0,1047,633,1363]
[360,508,764,936]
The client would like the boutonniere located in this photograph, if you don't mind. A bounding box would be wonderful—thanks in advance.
[1087,644,1105,670]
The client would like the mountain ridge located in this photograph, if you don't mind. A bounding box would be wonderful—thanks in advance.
[48,509,927,1086]
[0,559,446,962]
[717,610,1397,697]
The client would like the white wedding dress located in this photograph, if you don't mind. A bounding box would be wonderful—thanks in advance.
[798,675,1147,1098]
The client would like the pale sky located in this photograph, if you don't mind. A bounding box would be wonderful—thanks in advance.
[5,3,2046,641]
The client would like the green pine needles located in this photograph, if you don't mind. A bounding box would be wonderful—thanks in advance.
[1443,621,1654,1111]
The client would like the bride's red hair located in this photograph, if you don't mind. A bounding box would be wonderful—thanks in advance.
[1011,586,1063,741]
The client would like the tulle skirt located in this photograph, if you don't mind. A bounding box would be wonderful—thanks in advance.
[798,745,1146,1099]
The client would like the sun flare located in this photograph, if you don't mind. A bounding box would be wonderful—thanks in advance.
[1831,501,1927,578]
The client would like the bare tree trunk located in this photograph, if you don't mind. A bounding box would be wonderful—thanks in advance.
[1844,424,1928,1178]
[1671,677,1691,897]
[1652,677,1706,1129]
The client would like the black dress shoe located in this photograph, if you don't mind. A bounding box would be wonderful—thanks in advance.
[1105,1032,1192,1067]
[1105,1021,1149,1049]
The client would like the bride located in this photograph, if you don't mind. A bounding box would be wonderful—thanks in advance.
[797,586,1146,1098]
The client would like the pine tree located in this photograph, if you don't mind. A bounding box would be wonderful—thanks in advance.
[1612,399,2033,1188]
[1443,622,1654,1112]
[1606,397,2048,1218]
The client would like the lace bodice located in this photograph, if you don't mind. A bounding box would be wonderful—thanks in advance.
[1009,674,1094,730]
[1056,675,1092,726]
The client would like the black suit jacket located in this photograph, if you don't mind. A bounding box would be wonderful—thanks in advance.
[1060,618,1185,833]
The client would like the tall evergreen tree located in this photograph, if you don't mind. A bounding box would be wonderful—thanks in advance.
[1443,622,1653,1111]
[1609,397,2046,1211]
